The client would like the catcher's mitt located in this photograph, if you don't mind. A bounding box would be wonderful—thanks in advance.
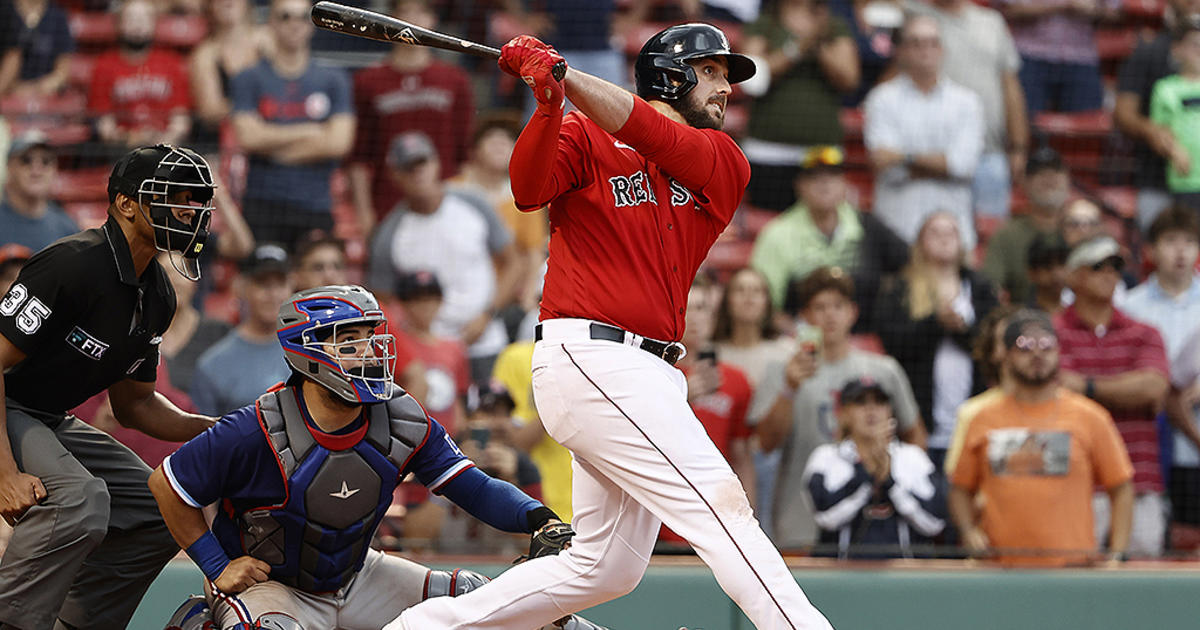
[519,521,576,563]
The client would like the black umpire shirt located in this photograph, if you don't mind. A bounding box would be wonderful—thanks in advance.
[0,215,176,414]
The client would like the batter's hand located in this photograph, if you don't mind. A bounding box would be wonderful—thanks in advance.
[213,555,270,594]
[499,35,566,113]
[0,470,46,526]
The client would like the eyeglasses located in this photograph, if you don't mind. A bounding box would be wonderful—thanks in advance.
[1013,335,1058,352]
[1090,258,1123,272]
[16,154,54,167]
[1063,218,1100,229]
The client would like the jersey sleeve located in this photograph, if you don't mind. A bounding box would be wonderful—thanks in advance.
[948,413,987,491]
[1149,78,1175,125]
[328,67,353,116]
[162,405,284,508]
[1088,406,1135,490]
[509,111,591,210]
[0,244,83,356]
[612,98,750,221]
[406,418,476,492]
[229,67,259,115]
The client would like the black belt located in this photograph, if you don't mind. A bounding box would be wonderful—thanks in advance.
[534,322,686,366]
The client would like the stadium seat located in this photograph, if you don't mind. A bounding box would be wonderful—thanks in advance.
[703,238,753,272]
[68,11,116,48]
[156,14,208,49]
[7,121,92,146]
[0,90,87,118]
[63,201,109,229]
[839,108,864,141]
[68,54,96,89]
[1095,28,1138,61]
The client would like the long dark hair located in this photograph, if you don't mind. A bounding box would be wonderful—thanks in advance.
[712,267,778,343]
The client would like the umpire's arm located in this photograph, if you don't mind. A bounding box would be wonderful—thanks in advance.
[108,378,215,442]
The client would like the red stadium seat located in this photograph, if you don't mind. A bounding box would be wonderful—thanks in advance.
[703,238,754,272]
[1096,28,1138,61]
[63,201,109,229]
[156,15,208,49]
[68,54,96,89]
[839,108,864,141]
[7,121,91,146]
[1034,110,1111,136]
[68,11,116,48]
[53,167,111,203]
[0,90,87,117]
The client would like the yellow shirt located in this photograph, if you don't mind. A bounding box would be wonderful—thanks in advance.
[492,341,573,521]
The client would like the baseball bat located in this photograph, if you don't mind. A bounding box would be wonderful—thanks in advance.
[310,1,566,81]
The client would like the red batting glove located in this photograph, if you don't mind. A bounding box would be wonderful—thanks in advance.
[499,35,566,114]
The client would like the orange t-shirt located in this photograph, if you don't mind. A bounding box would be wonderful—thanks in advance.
[949,389,1133,567]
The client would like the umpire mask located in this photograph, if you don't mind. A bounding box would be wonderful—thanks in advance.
[109,145,215,281]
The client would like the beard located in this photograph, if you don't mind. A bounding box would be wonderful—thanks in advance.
[674,92,725,130]
[120,35,153,53]
[1011,359,1059,388]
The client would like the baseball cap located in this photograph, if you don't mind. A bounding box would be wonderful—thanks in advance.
[798,145,845,175]
[1002,309,1057,349]
[1064,235,1123,273]
[239,243,290,278]
[7,130,53,161]
[387,131,437,169]
[468,380,516,415]
[1025,146,1065,177]
[0,243,32,267]
[838,377,890,405]
[395,269,443,300]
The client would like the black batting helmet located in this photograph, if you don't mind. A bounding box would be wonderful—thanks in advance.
[634,23,756,103]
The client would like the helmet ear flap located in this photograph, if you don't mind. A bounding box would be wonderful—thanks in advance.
[650,55,698,102]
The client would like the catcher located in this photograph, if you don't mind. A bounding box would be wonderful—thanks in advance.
[149,285,596,629]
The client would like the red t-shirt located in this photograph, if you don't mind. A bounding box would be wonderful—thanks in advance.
[1054,306,1170,493]
[350,61,475,218]
[660,361,753,544]
[393,327,469,435]
[513,99,751,342]
[88,48,190,132]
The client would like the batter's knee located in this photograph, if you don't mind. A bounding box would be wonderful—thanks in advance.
[53,477,111,548]
[579,546,649,601]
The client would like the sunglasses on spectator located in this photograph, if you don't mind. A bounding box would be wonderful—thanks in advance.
[1063,218,1100,229]
[1090,258,1123,272]
[1012,335,1058,352]
[273,10,306,22]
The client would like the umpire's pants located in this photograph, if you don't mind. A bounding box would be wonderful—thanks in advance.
[0,404,179,630]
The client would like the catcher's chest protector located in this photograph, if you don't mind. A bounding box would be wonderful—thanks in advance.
[241,386,428,593]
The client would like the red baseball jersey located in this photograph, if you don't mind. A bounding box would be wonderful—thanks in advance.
[514,99,751,341]
[88,48,191,132]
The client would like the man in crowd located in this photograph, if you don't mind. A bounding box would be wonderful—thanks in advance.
[864,13,984,249]
[348,0,475,234]
[90,0,192,152]
[1025,233,1070,316]
[190,244,293,415]
[230,0,354,249]
[983,146,1071,304]
[0,132,76,252]
[367,131,520,383]
[750,145,908,323]
[752,267,925,549]
[907,0,1030,219]
[950,310,1133,566]
[1055,236,1171,557]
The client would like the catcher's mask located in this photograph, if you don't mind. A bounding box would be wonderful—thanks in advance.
[277,285,397,404]
[107,144,215,281]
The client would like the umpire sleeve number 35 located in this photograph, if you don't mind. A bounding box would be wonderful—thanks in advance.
[0,284,52,334]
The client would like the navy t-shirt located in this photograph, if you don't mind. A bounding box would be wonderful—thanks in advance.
[1,2,75,81]
[229,59,353,213]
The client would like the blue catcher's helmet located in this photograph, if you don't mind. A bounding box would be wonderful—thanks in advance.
[277,285,396,404]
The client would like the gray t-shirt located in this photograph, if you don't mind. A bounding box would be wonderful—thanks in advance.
[751,349,920,548]
[190,329,291,416]
[905,1,1020,153]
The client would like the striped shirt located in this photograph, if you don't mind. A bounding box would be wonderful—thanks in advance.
[1054,306,1169,492]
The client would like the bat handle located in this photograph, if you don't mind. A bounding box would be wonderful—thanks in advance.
[552,61,566,82]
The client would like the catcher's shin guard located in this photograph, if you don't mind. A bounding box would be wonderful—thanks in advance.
[423,568,492,599]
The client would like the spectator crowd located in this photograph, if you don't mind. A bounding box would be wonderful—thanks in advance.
[5,0,1200,566]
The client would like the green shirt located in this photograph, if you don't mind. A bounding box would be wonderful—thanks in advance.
[743,15,850,146]
[751,201,864,308]
[981,214,1055,304]
[1151,74,1200,193]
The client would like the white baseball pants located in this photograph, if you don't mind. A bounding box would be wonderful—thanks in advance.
[389,319,834,630]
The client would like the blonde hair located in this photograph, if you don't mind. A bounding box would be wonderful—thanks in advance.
[903,211,965,320]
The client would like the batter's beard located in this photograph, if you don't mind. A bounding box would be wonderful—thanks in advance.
[674,94,725,130]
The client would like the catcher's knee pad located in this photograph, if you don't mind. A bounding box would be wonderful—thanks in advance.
[423,568,492,599]
[163,594,210,630]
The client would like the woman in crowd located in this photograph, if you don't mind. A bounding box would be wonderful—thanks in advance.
[712,267,795,390]
[875,212,999,469]
[188,0,270,148]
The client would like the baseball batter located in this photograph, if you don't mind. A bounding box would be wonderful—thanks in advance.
[388,25,834,630]
[149,285,608,630]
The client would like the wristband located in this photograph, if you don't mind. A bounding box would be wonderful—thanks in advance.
[186,530,232,582]
[526,506,560,533]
